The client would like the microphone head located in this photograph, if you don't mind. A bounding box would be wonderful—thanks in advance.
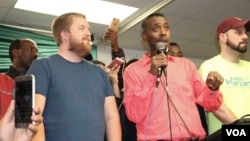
[156,42,168,55]
[156,42,165,50]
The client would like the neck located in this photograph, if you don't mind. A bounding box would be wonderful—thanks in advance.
[149,48,156,58]
[220,50,241,63]
[12,63,27,72]
[58,45,83,63]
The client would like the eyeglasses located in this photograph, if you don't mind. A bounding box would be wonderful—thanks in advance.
[19,46,39,53]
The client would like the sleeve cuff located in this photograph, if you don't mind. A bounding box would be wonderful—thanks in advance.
[204,87,223,112]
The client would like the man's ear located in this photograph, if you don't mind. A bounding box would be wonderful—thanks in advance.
[61,30,69,42]
[141,32,147,41]
[219,33,226,42]
[12,49,19,57]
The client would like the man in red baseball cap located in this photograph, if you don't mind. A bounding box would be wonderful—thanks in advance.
[199,16,250,135]
[216,17,250,40]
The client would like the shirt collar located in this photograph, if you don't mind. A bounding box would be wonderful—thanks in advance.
[6,66,26,79]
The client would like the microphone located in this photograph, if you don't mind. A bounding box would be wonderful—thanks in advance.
[155,42,168,87]
[156,42,168,74]
[155,42,168,55]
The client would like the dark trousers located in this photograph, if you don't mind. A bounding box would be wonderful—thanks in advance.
[116,98,137,141]
[196,104,208,136]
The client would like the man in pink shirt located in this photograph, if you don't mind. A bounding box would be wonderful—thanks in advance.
[123,13,237,141]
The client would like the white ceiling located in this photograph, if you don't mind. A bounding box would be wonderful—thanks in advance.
[1,0,250,60]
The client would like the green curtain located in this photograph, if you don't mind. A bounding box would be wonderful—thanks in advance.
[0,25,96,73]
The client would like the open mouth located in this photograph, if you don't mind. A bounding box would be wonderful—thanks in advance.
[158,39,169,45]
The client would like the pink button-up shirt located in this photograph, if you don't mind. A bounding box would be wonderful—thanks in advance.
[123,53,222,141]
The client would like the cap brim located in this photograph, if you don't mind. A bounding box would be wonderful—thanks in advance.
[245,20,250,31]
[235,20,250,31]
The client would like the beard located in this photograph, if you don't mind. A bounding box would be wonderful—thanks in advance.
[68,36,91,58]
[226,39,247,53]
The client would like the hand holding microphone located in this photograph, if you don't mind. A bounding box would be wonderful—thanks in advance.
[148,55,166,75]
[155,42,168,77]
[148,42,168,75]
[148,42,168,87]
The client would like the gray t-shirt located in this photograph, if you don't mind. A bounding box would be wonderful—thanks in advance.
[27,54,114,141]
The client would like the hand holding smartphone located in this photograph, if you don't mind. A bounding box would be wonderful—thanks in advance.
[107,57,124,69]
[15,74,35,128]
[104,18,120,45]
[109,18,120,32]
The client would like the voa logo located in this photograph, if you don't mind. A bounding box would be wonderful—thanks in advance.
[226,129,246,136]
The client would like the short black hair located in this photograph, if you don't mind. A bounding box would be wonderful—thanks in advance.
[84,53,93,61]
[9,39,22,62]
[91,60,106,66]
[125,58,139,68]
[141,13,166,32]
[91,33,94,42]
[170,42,180,47]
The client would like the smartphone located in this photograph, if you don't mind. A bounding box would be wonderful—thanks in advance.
[107,57,124,69]
[109,18,120,32]
[15,74,35,128]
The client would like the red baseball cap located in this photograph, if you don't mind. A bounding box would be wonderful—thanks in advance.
[216,17,250,40]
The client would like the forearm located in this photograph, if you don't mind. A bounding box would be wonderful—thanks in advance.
[105,116,121,141]
[104,97,121,141]
[212,102,238,124]
[112,83,121,98]
[123,72,156,123]
[111,41,120,52]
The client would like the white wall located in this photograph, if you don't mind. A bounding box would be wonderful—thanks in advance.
[96,45,205,68]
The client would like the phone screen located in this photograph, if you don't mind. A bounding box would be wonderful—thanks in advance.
[15,75,34,128]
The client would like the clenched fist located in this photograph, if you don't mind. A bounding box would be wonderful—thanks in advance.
[206,71,224,91]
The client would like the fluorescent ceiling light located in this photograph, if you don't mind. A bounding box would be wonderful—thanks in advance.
[14,0,138,25]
